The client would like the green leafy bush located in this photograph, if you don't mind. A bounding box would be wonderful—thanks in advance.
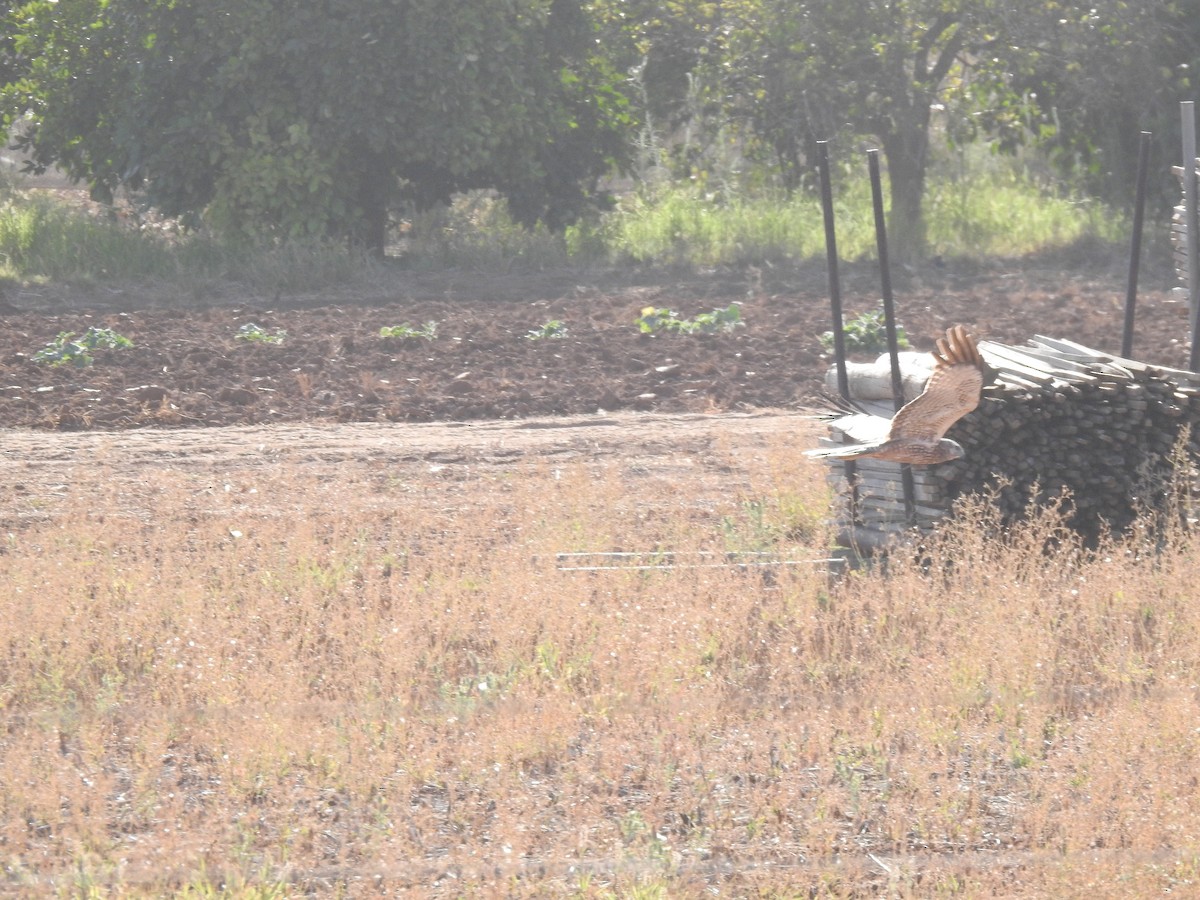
[32,327,133,367]
[820,308,910,355]
[635,304,742,335]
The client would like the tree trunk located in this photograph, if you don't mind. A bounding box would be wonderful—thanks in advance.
[349,151,392,257]
[882,107,931,265]
[877,8,964,266]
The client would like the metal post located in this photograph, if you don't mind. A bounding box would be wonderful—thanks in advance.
[1183,103,1200,371]
[1122,130,1151,359]
[867,149,915,523]
[818,141,850,400]
[817,141,860,521]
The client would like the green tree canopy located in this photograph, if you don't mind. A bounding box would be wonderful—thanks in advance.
[2,0,632,252]
[611,0,1196,261]
[990,1,1200,213]
[717,0,1029,261]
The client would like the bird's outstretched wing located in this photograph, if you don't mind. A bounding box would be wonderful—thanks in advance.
[806,326,984,465]
[885,325,984,443]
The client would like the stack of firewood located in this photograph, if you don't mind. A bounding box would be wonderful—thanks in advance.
[1173,159,1200,303]
[820,336,1200,550]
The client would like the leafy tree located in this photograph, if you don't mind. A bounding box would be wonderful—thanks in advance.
[615,0,1194,261]
[591,1,725,149]
[715,0,1014,261]
[595,1,1011,259]
[984,1,1199,214]
[2,0,631,253]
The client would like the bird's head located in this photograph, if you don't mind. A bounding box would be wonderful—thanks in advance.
[939,439,966,461]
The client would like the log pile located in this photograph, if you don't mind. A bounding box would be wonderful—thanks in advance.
[819,336,1200,550]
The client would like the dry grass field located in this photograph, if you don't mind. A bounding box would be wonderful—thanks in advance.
[2,412,1200,897]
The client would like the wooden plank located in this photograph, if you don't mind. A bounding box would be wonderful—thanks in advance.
[983,341,1094,371]
[849,467,942,486]
[979,344,1093,383]
[1029,335,1200,385]
[1023,337,1135,378]
[824,468,941,489]
[1024,335,1114,362]
[831,456,943,478]
[855,482,943,505]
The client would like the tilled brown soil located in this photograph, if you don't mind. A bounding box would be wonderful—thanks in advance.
[0,258,1190,431]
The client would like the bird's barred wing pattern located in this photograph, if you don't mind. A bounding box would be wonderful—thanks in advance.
[885,325,984,444]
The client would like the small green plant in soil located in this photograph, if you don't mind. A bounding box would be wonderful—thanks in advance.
[820,308,910,355]
[379,322,438,341]
[635,303,742,335]
[33,327,133,367]
[235,323,287,344]
[525,320,567,340]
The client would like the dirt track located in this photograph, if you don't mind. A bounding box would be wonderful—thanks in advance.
[0,410,818,525]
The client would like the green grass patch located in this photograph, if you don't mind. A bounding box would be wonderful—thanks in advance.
[399,192,584,272]
[0,193,180,282]
[925,167,1126,258]
[0,189,385,294]
[603,165,1127,267]
[0,158,1130,292]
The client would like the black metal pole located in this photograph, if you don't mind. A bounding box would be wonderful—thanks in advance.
[818,141,850,401]
[868,149,915,523]
[817,141,860,524]
[868,150,905,401]
[1183,103,1200,371]
[1122,130,1151,359]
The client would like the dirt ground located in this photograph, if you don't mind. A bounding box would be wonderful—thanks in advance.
[3,258,1197,896]
[2,255,1188,530]
[0,410,816,532]
[0,256,1190,435]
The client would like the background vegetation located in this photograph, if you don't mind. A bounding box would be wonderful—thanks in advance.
[3,4,1200,895]
[0,147,1132,288]
[1,0,1197,267]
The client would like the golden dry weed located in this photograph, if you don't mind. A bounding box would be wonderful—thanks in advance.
[2,431,1200,898]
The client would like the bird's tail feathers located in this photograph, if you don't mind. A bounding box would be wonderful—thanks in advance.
[803,442,880,460]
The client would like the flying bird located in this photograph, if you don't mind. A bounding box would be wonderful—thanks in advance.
[806,325,985,465]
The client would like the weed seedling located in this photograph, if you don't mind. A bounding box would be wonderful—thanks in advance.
[525,320,567,340]
[820,307,909,355]
[235,323,286,345]
[33,327,133,367]
[379,322,438,341]
[635,303,742,335]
